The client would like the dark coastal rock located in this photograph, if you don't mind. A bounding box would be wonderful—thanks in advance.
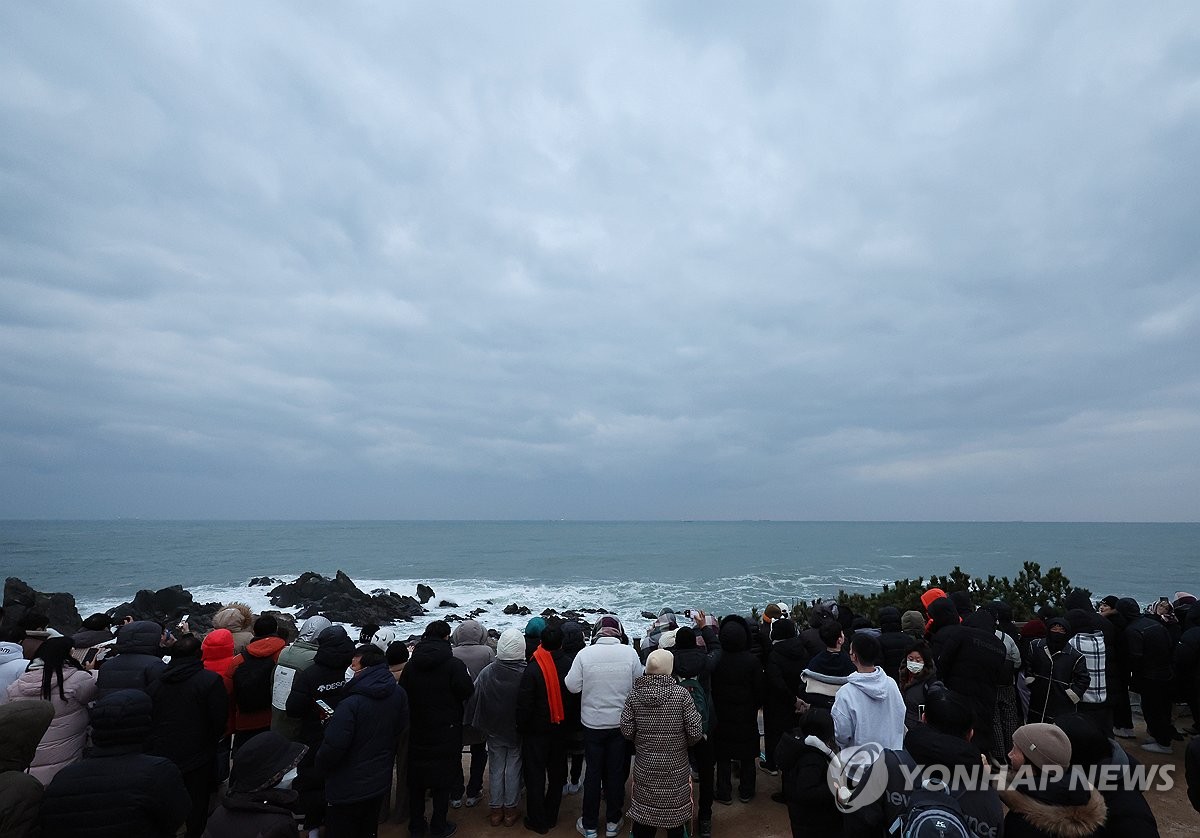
[576,607,610,615]
[416,584,435,604]
[248,576,280,587]
[3,577,83,635]
[641,610,657,620]
[502,602,532,616]
[541,608,559,617]
[105,584,224,633]
[439,600,459,608]
[271,570,426,628]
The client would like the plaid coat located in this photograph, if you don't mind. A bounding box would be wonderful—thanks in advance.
[1068,630,1108,704]
[620,674,704,828]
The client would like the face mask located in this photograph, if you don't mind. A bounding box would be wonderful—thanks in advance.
[906,659,925,674]
[1047,633,1068,651]
[275,767,298,789]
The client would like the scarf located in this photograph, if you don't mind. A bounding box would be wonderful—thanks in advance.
[532,646,564,724]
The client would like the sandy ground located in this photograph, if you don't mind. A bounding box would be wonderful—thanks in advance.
[375,712,1198,838]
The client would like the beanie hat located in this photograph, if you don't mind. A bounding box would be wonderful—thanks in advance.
[524,617,547,638]
[228,731,308,793]
[1064,589,1093,612]
[770,618,797,642]
[657,629,678,650]
[1099,596,1120,610]
[673,627,696,650]
[497,627,526,661]
[645,649,673,676]
[1013,723,1072,769]
[901,610,925,636]
[370,627,396,653]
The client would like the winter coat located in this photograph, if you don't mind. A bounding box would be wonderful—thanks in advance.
[270,638,318,740]
[619,673,703,829]
[0,700,54,838]
[801,649,855,709]
[517,647,568,737]
[317,663,409,805]
[212,604,255,655]
[564,636,644,730]
[223,635,287,733]
[1025,632,1090,723]
[451,620,495,745]
[146,656,228,772]
[899,667,941,727]
[398,637,475,787]
[774,731,840,836]
[877,607,915,682]
[926,597,963,662]
[285,627,354,748]
[831,666,906,750]
[1124,612,1175,684]
[466,658,527,746]
[0,642,27,703]
[201,789,298,838]
[937,610,1007,734]
[1000,781,1107,838]
[95,621,166,699]
[709,615,764,751]
[765,635,810,714]
[5,664,97,784]
[1090,742,1160,837]
[41,689,191,838]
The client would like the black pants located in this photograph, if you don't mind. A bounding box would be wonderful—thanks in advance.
[762,704,793,771]
[1141,678,1174,747]
[523,732,567,830]
[452,741,487,800]
[689,737,714,821]
[326,794,383,838]
[715,737,757,801]
[1078,701,1113,739]
[581,727,630,831]
[632,822,686,838]
[1110,674,1133,729]
[409,778,452,835]
[179,764,215,838]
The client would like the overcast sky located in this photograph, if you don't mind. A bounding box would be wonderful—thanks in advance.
[2,3,1198,521]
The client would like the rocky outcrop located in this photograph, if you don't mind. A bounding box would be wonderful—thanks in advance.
[3,577,83,634]
[248,576,280,587]
[417,584,435,604]
[106,585,225,633]
[268,571,426,628]
[503,602,532,616]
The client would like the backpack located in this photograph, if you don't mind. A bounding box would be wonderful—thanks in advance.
[894,786,971,838]
[677,676,710,735]
[233,653,276,713]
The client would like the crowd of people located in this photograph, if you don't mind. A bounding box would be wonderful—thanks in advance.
[1,585,1199,838]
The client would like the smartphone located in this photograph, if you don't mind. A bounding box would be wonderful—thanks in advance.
[918,704,926,719]
[315,699,334,719]
[177,614,189,628]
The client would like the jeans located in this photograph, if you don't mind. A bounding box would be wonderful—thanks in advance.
[488,738,523,808]
[582,726,630,830]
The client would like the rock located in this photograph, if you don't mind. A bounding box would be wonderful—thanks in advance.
[541,608,559,617]
[3,577,83,635]
[485,600,494,605]
[438,600,459,608]
[271,570,425,628]
[416,584,435,604]
[502,602,531,616]
[248,576,280,587]
[641,610,657,620]
[104,584,224,634]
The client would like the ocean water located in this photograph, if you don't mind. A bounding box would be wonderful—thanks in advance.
[2,520,1196,636]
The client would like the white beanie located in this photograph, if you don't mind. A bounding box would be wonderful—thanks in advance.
[370,628,397,653]
[497,627,526,662]
[645,649,674,676]
[657,629,679,650]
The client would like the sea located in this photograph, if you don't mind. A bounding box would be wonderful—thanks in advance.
[2,520,1196,637]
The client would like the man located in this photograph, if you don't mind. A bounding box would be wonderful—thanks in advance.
[270,615,331,740]
[935,608,1007,759]
[146,634,229,838]
[517,624,570,835]
[95,620,167,698]
[224,615,287,750]
[399,620,475,838]
[1024,617,1089,724]
[831,633,905,750]
[42,689,191,837]
[669,620,719,838]
[317,644,409,838]
[710,615,764,806]
[0,700,54,838]
[1099,594,1135,737]
[565,615,644,838]
[1122,598,1177,754]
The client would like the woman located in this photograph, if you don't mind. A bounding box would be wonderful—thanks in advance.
[1001,723,1106,837]
[465,627,528,826]
[775,707,840,838]
[898,641,939,727]
[5,635,97,783]
[620,649,703,838]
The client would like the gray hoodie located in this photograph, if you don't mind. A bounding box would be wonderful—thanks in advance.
[831,665,906,750]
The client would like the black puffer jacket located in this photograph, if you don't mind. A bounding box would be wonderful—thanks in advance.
[201,789,298,838]
[876,607,914,683]
[95,622,166,699]
[285,626,354,748]
[765,635,810,713]
[398,637,475,786]
[41,689,191,838]
[709,616,764,750]
[1122,601,1174,684]
[937,610,1007,731]
[317,663,409,805]
[926,598,963,663]
[146,656,228,772]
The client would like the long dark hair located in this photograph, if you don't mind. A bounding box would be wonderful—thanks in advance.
[34,636,81,701]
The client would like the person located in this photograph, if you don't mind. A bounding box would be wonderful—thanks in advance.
[202,627,235,676]
[762,617,805,777]
[5,635,97,784]
[1054,714,1160,837]
[900,610,925,641]
[565,614,644,838]
[1175,605,1200,736]
[936,608,1007,759]
[41,689,192,838]
[526,616,548,660]
[201,731,307,838]
[1122,597,1177,752]
[399,620,475,838]
[382,640,412,824]
[1065,606,1110,737]
[1098,595,1135,737]
[16,612,57,661]
[0,627,29,700]
[1148,598,1182,645]
[983,600,1024,758]
[800,619,854,710]
[317,643,409,838]
[925,596,962,661]
[224,615,287,750]
[669,619,718,838]
[270,615,331,740]
[0,699,54,838]
[875,606,914,684]
[146,634,229,838]
[70,613,116,669]
[286,623,355,838]
[387,640,409,679]
[897,641,940,727]
[518,623,570,835]
[710,614,764,806]
[95,619,166,698]
[620,649,703,838]
[213,602,256,655]
[560,620,587,796]
[799,602,839,660]
[1001,723,1107,838]
[1024,617,1089,724]
[450,618,494,808]
[831,633,905,750]
[775,707,840,838]
[466,627,528,826]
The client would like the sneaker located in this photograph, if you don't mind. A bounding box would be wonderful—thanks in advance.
[576,817,598,838]
[605,819,622,838]
[523,817,549,835]
[1142,742,1173,755]
[698,820,712,838]
[567,782,582,795]
[1113,727,1136,739]
[714,795,732,806]
[739,793,755,804]
[758,760,779,776]
[463,796,480,808]
[433,825,458,838]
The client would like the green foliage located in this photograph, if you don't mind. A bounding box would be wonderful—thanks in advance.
[786,562,1086,625]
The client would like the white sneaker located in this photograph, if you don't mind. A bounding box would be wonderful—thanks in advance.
[576,817,598,838]
[450,797,463,809]
[463,796,480,808]
[1113,728,1136,739]
[606,818,623,838]
[1142,742,1173,755]
[564,781,581,795]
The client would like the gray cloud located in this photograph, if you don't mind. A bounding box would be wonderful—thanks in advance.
[2,2,1199,520]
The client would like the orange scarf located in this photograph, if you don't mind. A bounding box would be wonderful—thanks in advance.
[533,646,564,724]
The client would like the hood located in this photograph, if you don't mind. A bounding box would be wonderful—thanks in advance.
[497,627,526,662]
[0,700,55,772]
[228,731,307,794]
[718,614,751,653]
[900,611,925,635]
[988,600,1015,623]
[921,588,948,611]
[1045,617,1073,638]
[346,663,399,700]
[451,619,487,647]
[314,625,355,668]
[772,635,810,662]
[927,598,960,630]
[845,666,893,701]
[809,602,839,629]
[0,641,23,666]
[297,616,332,643]
[91,689,153,749]
[770,618,798,642]
[245,636,287,659]
[999,786,1106,837]
[877,607,902,632]
[213,603,254,633]
[963,610,996,632]
[409,636,454,671]
[670,646,707,679]
[628,673,675,709]
[203,628,235,661]
[1064,589,1093,612]
[561,621,586,654]
[1116,598,1141,620]
[904,723,984,769]
[160,656,204,684]
[115,620,164,655]
[951,591,974,617]
[1065,608,1103,635]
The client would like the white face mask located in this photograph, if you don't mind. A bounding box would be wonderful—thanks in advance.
[906,659,925,674]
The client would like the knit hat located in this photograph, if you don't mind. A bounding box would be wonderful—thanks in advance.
[657,629,679,650]
[370,627,396,653]
[901,610,925,636]
[228,731,308,793]
[1099,596,1120,610]
[770,618,797,642]
[673,627,697,650]
[1012,723,1072,769]
[645,649,673,676]
[497,627,526,661]
[525,617,547,638]
[297,616,332,643]
[1064,589,1093,612]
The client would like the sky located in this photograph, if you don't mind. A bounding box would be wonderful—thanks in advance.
[1,2,1199,522]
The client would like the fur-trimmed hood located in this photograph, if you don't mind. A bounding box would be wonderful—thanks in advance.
[1000,786,1107,837]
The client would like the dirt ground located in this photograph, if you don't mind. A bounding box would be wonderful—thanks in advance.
[378,714,1198,838]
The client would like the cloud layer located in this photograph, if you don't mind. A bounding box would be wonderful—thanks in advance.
[2,2,1199,520]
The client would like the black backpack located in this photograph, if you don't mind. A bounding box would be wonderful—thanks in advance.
[895,786,971,838]
[232,653,276,713]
